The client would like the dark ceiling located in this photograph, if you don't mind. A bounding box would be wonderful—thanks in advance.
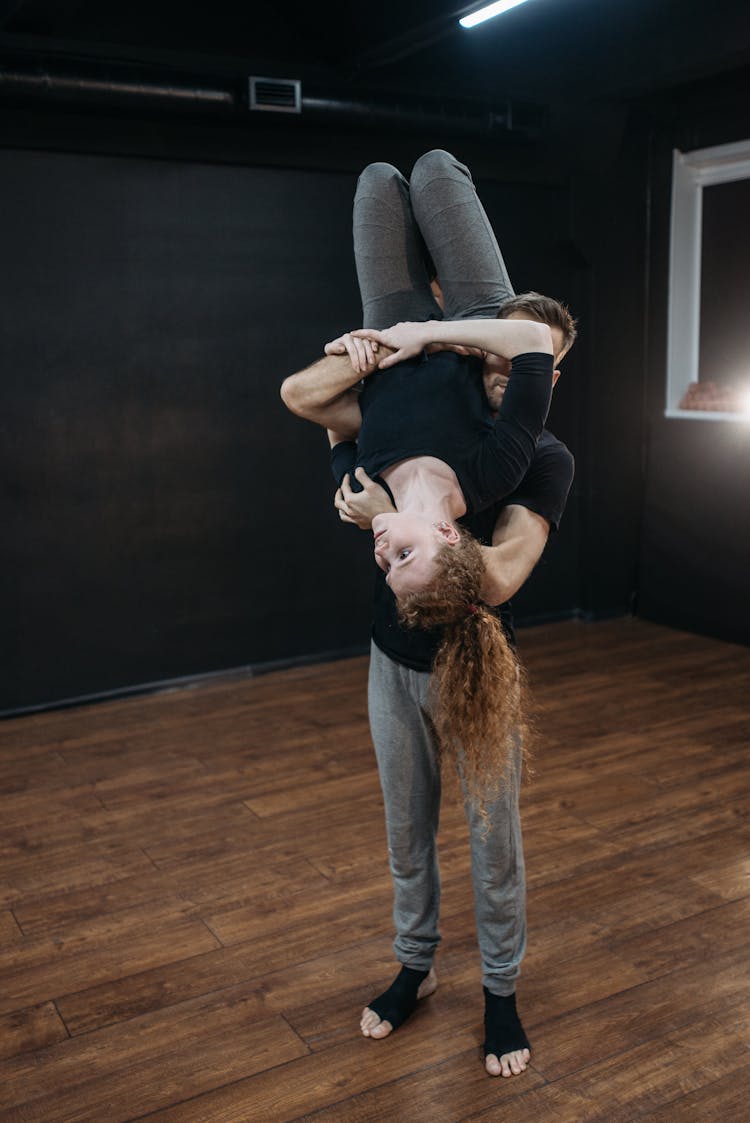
[2,0,750,110]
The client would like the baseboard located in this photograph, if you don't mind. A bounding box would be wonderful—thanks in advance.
[0,644,371,720]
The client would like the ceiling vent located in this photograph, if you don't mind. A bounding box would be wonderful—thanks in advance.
[249,76,301,114]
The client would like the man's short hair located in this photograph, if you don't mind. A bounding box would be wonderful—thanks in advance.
[497,291,577,353]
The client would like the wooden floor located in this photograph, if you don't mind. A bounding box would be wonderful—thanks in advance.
[1,619,749,1122]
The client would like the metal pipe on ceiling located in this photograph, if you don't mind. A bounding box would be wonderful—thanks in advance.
[0,62,537,138]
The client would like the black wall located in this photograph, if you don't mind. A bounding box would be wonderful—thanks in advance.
[637,77,750,644]
[6,63,746,715]
[1,146,380,711]
[1,111,588,713]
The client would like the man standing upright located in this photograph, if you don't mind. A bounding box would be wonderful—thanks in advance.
[282,151,575,1077]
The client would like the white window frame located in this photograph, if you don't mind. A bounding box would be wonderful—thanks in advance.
[667,139,750,420]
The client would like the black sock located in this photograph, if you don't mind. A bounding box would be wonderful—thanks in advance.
[483,988,531,1058]
[367,965,431,1032]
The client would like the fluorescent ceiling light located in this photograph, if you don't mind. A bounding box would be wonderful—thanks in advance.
[459,0,533,29]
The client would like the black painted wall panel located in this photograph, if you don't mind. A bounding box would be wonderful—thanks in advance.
[2,144,584,712]
[638,85,750,646]
[639,418,750,644]
[2,149,372,710]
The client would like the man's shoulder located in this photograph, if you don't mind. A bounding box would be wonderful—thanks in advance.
[539,427,573,456]
[536,428,575,474]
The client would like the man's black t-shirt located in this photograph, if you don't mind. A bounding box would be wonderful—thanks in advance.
[371,430,574,672]
[331,349,553,514]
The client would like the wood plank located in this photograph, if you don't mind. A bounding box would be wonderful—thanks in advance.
[57,933,398,1037]
[0,783,104,833]
[0,909,23,946]
[638,1061,750,1121]
[465,1005,750,1123]
[0,843,156,908]
[460,1083,600,1123]
[525,945,750,1080]
[605,896,750,979]
[0,991,306,1121]
[296,1047,547,1122]
[530,878,727,947]
[243,768,382,818]
[141,1023,486,1122]
[0,1001,68,1061]
[0,900,220,1016]
[525,826,750,921]
[559,1006,750,1122]
[203,872,396,951]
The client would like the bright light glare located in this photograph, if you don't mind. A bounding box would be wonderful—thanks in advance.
[739,387,750,416]
[459,0,533,29]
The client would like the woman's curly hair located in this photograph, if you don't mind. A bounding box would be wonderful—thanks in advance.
[398,527,529,812]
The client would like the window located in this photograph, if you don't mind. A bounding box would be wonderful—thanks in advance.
[667,139,750,420]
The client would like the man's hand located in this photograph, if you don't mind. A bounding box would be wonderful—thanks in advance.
[352,322,435,369]
[334,468,396,528]
[325,332,380,376]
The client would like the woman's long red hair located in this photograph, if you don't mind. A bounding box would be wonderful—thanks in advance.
[398,529,529,809]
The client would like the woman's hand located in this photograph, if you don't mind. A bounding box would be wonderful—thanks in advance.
[324,332,379,375]
[334,468,396,529]
[351,322,435,369]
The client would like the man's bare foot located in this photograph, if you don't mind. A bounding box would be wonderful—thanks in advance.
[483,988,531,1077]
[485,1046,531,1077]
[360,966,437,1038]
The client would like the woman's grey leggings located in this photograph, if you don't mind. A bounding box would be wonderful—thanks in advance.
[352,148,514,330]
[368,642,527,996]
[356,150,525,996]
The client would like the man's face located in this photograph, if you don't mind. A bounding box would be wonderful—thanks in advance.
[482,314,567,413]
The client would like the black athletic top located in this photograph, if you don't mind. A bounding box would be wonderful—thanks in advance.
[330,349,553,514]
[370,430,575,671]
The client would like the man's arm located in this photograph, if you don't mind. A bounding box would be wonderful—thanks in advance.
[480,504,550,606]
[280,352,364,439]
[479,433,574,604]
[332,466,396,527]
[280,334,396,438]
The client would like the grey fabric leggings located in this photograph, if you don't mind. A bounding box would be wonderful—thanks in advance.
[352,148,514,330]
[368,642,527,996]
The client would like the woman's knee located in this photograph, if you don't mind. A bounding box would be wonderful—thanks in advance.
[356,161,405,196]
[410,149,466,192]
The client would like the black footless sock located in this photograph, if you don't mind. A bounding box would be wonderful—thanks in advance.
[483,988,531,1058]
[367,965,430,1031]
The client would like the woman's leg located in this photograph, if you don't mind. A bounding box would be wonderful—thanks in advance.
[353,162,443,330]
[409,149,514,321]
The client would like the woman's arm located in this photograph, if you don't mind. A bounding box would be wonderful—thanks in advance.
[352,319,552,369]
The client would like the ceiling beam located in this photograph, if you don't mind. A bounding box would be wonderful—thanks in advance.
[0,1,30,30]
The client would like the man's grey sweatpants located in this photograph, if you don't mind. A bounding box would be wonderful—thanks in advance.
[368,641,527,997]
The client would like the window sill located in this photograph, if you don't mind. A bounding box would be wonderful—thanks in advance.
[664,408,750,422]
